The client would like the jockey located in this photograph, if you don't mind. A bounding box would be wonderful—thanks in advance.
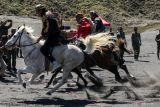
[75,13,93,39]
[90,11,107,33]
[35,4,61,71]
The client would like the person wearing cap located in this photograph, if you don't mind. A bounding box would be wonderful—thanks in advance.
[90,11,106,33]
[75,13,93,39]
[35,4,61,71]
[131,27,141,61]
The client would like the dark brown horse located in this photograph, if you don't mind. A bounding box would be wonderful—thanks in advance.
[83,44,133,83]
[45,33,134,88]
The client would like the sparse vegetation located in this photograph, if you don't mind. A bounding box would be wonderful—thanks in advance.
[0,0,160,32]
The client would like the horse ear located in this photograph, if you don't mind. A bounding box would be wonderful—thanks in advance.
[23,24,25,27]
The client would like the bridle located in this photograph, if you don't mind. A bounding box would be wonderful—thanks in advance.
[7,28,38,48]
[6,27,39,63]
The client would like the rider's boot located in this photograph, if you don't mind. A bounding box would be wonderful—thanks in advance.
[52,61,61,72]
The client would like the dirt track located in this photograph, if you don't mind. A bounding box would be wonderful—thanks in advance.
[0,16,160,107]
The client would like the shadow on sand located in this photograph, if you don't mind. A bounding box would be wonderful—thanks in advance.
[125,60,134,63]
[18,97,131,107]
[137,60,150,62]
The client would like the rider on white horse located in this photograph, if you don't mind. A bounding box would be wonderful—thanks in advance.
[35,4,61,71]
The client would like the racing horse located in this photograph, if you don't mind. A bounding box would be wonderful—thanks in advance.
[46,33,135,88]
[79,33,135,83]
[4,25,94,95]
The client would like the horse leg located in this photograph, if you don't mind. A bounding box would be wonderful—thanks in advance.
[120,64,134,78]
[108,65,128,83]
[17,67,32,84]
[72,68,88,86]
[28,70,44,85]
[45,67,61,88]
[46,67,71,95]
[17,69,23,84]
[85,66,103,86]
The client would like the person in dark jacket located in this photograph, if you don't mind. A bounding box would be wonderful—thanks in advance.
[155,30,160,59]
[131,27,141,61]
[117,27,127,59]
[90,11,106,33]
[0,19,12,38]
[35,4,61,71]
[6,29,17,72]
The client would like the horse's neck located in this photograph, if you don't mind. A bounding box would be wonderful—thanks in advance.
[20,37,40,57]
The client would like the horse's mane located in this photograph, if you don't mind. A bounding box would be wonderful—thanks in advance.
[19,26,44,45]
[80,32,116,53]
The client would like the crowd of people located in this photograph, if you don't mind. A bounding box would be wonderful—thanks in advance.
[0,3,159,77]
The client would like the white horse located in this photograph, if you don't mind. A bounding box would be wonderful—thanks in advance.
[5,26,84,95]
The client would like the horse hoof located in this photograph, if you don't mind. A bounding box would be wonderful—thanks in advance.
[39,75,45,80]
[44,85,49,88]
[131,76,137,80]
[46,92,52,95]
[116,78,128,83]
[22,83,26,88]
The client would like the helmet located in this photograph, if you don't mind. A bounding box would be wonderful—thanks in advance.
[35,4,46,11]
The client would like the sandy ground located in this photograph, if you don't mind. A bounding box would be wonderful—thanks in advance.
[0,16,160,107]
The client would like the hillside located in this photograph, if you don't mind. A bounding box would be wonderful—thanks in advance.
[0,0,160,32]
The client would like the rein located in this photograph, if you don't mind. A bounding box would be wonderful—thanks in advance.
[7,28,38,48]
[6,27,39,63]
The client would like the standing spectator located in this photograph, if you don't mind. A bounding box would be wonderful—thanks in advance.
[117,27,126,59]
[90,11,106,33]
[0,19,12,38]
[131,27,141,61]
[117,27,126,41]
[0,35,10,71]
[155,30,160,59]
[6,29,17,72]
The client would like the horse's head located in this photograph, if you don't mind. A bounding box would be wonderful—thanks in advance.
[5,25,34,49]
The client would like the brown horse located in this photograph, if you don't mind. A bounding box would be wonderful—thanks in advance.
[45,33,134,88]
[80,33,134,83]
[83,45,133,83]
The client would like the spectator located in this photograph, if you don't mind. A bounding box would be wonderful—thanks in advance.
[117,27,127,59]
[6,29,17,72]
[131,27,141,61]
[155,30,160,59]
[0,19,12,39]
[117,27,126,41]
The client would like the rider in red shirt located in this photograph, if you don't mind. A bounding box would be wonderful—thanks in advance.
[75,13,92,39]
